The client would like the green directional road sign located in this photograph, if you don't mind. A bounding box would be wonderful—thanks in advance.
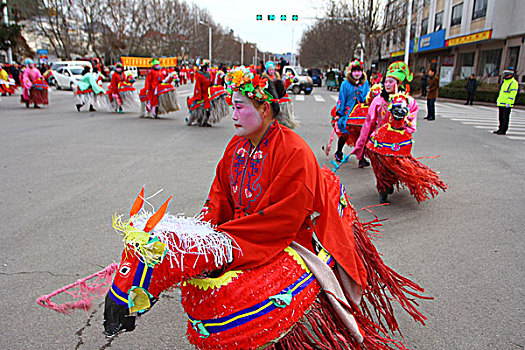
[268,14,275,20]
[281,15,286,21]
[256,14,262,20]
[292,15,298,21]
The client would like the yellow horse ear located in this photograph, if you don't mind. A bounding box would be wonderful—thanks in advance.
[130,187,145,217]
[143,196,172,233]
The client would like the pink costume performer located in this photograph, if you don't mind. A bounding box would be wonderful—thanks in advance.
[21,58,48,108]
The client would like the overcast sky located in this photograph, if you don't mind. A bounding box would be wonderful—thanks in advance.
[188,0,324,54]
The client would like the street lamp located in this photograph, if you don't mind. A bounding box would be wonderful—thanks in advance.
[199,20,212,65]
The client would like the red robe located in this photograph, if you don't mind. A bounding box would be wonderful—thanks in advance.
[145,68,172,108]
[108,71,124,103]
[201,121,368,290]
[193,70,211,109]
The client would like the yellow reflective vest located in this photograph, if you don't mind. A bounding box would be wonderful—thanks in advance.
[497,77,519,107]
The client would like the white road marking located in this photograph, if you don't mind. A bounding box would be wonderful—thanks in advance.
[330,95,338,101]
[295,95,305,102]
[506,136,525,141]
[314,95,325,102]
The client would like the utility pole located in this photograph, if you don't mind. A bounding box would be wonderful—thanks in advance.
[3,0,13,64]
[404,0,413,65]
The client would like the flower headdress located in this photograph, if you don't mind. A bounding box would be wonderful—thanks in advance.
[200,59,210,67]
[348,59,364,71]
[224,66,276,103]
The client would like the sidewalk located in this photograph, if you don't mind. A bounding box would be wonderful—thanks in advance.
[414,96,525,110]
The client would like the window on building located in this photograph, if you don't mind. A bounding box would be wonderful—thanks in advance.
[472,0,488,20]
[477,49,502,77]
[411,22,416,39]
[451,3,463,27]
[421,17,429,36]
[506,46,520,71]
[434,11,443,32]
[457,52,475,78]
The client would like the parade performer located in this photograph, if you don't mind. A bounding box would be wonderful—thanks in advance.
[187,60,212,126]
[107,63,125,113]
[264,63,297,128]
[38,68,431,349]
[180,65,188,85]
[351,61,447,203]
[333,60,370,166]
[75,66,105,112]
[144,58,180,118]
[20,58,48,108]
[0,64,16,96]
[117,71,140,110]
[207,66,231,124]
[138,86,150,118]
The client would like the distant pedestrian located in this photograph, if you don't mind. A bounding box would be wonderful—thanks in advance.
[420,69,428,97]
[425,68,438,121]
[465,74,477,105]
[493,69,519,135]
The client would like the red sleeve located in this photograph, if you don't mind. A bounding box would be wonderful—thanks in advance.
[193,73,202,100]
[111,73,120,92]
[144,71,152,91]
[217,148,316,271]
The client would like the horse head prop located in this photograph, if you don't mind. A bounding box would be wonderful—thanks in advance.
[104,187,236,336]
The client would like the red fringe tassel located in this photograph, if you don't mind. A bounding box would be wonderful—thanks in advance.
[367,152,447,203]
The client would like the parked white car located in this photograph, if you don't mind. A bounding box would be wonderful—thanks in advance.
[49,61,92,86]
[52,66,85,90]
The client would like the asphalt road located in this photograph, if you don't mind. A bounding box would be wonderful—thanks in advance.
[1,81,523,350]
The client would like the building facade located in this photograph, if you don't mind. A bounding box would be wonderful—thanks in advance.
[380,0,525,85]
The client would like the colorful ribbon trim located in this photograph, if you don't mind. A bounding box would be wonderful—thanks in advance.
[187,249,332,337]
[370,136,413,151]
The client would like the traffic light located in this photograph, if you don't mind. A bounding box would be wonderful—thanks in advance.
[292,15,298,21]
[256,14,262,21]
[268,14,275,20]
[281,15,286,21]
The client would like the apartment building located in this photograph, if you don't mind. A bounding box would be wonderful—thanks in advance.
[380,0,525,85]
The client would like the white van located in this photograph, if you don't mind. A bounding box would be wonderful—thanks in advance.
[123,66,138,79]
[50,61,92,86]
[50,60,92,71]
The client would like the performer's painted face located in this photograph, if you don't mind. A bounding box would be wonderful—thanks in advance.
[153,64,160,70]
[267,68,275,75]
[384,77,399,94]
[232,91,263,138]
[351,69,363,79]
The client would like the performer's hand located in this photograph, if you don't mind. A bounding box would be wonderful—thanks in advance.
[505,104,510,108]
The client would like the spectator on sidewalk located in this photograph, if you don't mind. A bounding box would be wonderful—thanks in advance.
[420,69,428,97]
[425,68,439,121]
[465,74,477,105]
[493,69,519,135]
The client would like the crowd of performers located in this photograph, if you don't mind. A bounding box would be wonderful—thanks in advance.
[37,61,450,350]
[326,60,447,204]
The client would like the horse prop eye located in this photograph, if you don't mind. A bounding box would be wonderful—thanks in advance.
[391,106,409,120]
[119,262,132,276]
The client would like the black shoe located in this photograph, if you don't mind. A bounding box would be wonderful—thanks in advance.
[89,106,96,112]
[379,193,389,204]
[424,116,429,119]
[25,101,30,108]
[334,152,343,163]
[427,117,435,121]
[203,122,212,127]
[34,104,41,109]
[493,130,505,135]
[76,104,82,112]
[464,102,469,105]
[387,186,394,195]
[358,158,370,168]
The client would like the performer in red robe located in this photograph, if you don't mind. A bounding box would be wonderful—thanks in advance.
[107,63,125,113]
[190,60,212,126]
